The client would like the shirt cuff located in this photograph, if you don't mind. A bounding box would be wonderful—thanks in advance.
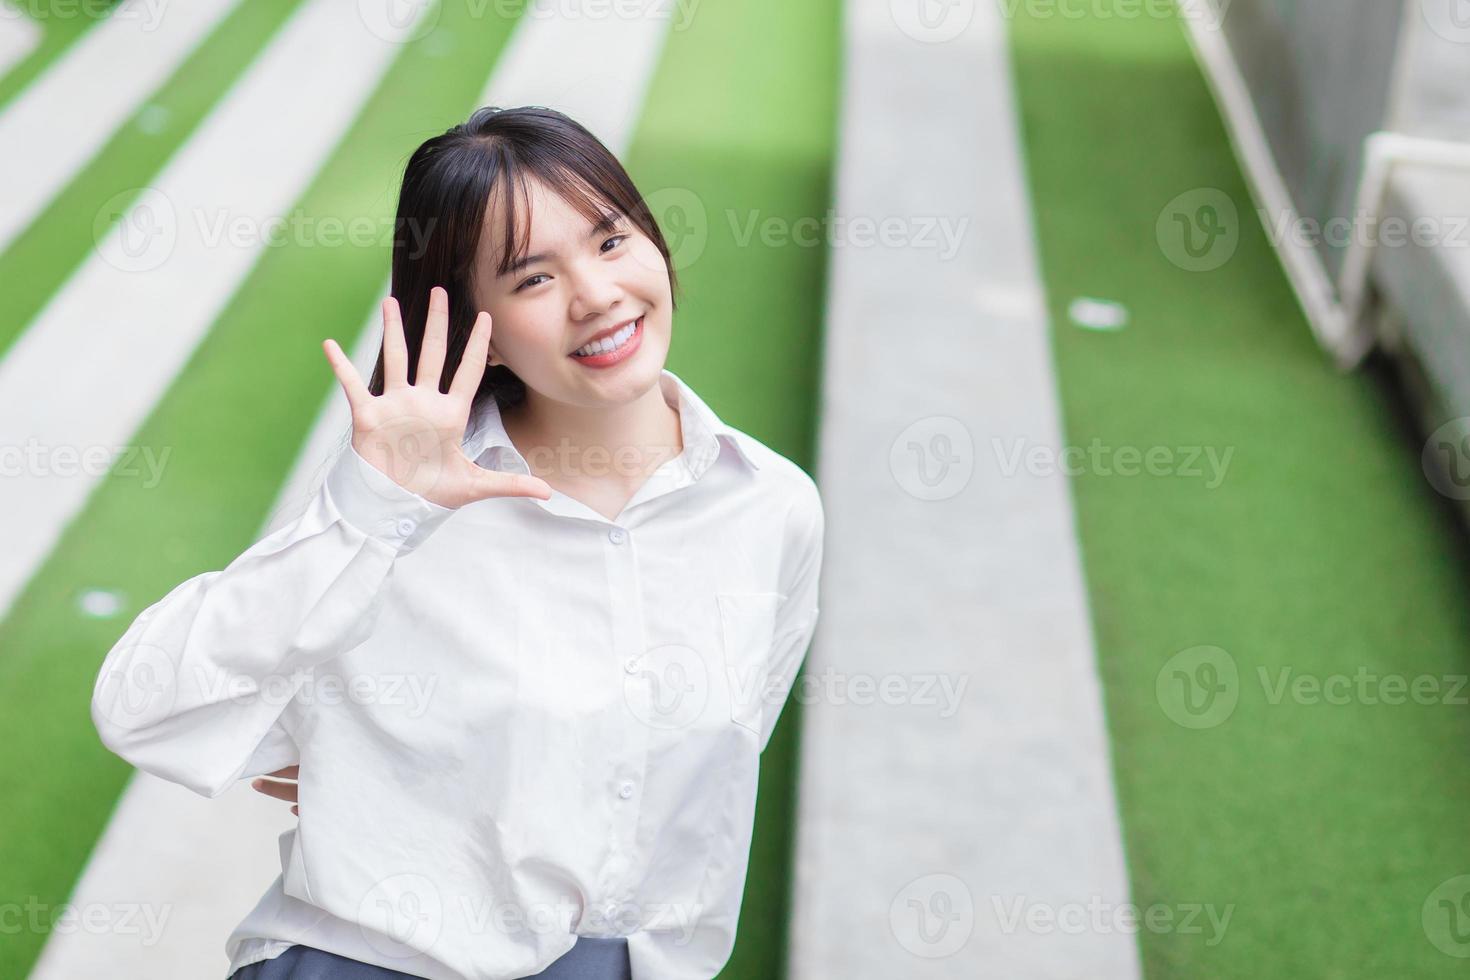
[323,443,456,552]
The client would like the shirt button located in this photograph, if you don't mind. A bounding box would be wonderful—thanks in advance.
[396,518,417,537]
[608,527,626,544]
[623,656,640,674]
[617,780,634,799]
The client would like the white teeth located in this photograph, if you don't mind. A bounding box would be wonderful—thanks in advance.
[573,317,639,357]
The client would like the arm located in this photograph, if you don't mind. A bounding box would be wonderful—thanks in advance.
[91,288,550,799]
[90,444,455,799]
[758,476,825,754]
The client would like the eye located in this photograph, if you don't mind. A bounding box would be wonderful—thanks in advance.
[514,234,628,291]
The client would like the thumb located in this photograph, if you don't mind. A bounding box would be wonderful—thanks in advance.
[463,464,553,504]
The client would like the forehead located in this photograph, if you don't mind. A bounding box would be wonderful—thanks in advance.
[483,172,609,248]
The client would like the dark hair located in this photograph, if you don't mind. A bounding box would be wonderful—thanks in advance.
[371,105,680,411]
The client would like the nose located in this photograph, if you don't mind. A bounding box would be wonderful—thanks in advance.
[565,258,625,322]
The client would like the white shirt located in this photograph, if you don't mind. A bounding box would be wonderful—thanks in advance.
[90,368,824,980]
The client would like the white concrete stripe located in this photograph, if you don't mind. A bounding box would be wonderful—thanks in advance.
[37,2,677,977]
[0,0,241,256]
[0,1,42,82]
[26,776,301,979]
[786,1,1142,977]
[0,0,419,631]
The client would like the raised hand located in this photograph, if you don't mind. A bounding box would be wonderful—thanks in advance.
[322,286,552,510]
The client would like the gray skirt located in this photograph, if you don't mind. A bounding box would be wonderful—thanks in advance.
[226,936,631,980]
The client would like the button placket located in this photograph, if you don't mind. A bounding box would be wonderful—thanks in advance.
[596,522,649,934]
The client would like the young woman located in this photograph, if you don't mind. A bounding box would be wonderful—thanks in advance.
[90,105,825,980]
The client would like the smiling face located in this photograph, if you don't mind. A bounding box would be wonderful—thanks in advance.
[470,173,673,410]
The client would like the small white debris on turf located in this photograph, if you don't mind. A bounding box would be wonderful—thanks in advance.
[78,589,124,618]
[1069,296,1129,330]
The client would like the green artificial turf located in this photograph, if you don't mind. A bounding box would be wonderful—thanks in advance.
[1006,6,1470,978]
[0,0,309,359]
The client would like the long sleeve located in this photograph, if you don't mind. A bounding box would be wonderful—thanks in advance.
[90,443,456,799]
[758,477,825,754]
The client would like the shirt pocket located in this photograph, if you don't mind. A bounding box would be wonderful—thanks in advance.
[716,591,783,736]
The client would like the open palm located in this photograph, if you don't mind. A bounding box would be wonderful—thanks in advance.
[322,286,551,510]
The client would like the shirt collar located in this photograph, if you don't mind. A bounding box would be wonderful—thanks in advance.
[459,368,761,480]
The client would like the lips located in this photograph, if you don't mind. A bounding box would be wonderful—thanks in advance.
[571,314,643,355]
[571,315,642,357]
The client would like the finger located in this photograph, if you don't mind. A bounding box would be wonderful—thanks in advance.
[266,766,298,779]
[449,310,491,403]
[323,339,370,411]
[470,466,553,503]
[250,777,300,804]
[382,297,409,390]
[417,286,449,391]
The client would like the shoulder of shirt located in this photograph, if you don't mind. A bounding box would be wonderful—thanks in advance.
[718,429,824,591]
[719,427,822,515]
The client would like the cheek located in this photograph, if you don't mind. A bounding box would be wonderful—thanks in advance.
[487,317,539,357]
[523,316,578,360]
[628,238,673,285]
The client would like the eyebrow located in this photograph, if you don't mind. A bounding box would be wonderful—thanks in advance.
[500,210,624,278]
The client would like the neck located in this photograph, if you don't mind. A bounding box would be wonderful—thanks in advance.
[501,380,684,486]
